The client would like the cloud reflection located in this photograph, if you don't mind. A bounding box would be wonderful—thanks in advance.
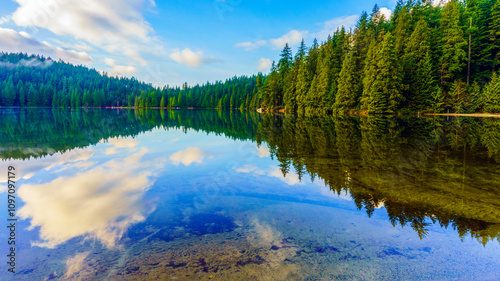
[170,147,207,166]
[64,251,90,279]
[17,145,165,249]
[234,165,304,186]
[255,145,270,158]
[0,148,94,191]
[104,138,139,155]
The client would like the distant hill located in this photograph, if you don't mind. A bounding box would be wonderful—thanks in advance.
[0,52,155,107]
[0,52,261,110]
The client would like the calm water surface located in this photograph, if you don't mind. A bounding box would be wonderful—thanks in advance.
[0,108,499,280]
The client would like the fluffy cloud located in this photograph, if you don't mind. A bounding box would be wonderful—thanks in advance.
[312,15,359,41]
[0,148,94,191]
[0,16,10,24]
[104,58,138,76]
[236,15,359,51]
[0,28,92,64]
[65,251,91,279]
[170,147,207,166]
[234,165,303,186]
[17,147,160,249]
[255,145,270,158]
[269,30,308,49]
[235,40,267,51]
[378,7,392,20]
[169,48,217,67]
[432,0,451,7]
[234,164,266,175]
[10,0,161,65]
[104,137,139,155]
[257,58,272,72]
[236,30,307,51]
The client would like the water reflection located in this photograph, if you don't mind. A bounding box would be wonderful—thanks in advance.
[1,108,500,245]
[1,108,500,279]
[260,115,500,244]
[16,143,163,249]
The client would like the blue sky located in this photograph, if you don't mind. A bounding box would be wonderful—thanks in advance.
[0,0,396,86]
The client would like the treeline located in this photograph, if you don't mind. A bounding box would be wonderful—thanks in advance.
[0,52,262,109]
[139,75,262,110]
[0,53,154,107]
[2,0,500,114]
[260,0,500,114]
[3,108,500,244]
[0,108,264,160]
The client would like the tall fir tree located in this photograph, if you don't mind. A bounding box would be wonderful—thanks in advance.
[439,0,467,88]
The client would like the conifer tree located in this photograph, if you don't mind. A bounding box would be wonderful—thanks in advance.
[491,0,500,72]
[160,96,165,108]
[404,20,435,109]
[439,0,467,88]
[465,0,494,84]
[284,40,307,112]
[483,72,500,112]
[335,51,359,112]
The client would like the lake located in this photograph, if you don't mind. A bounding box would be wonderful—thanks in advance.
[1,108,500,280]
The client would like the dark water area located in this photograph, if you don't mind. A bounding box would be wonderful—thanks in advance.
[0,108,499,280]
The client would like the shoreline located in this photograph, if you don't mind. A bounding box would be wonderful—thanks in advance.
[423,113,500,118]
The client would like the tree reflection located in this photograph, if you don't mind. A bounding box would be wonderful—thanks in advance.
[1,108,500,244]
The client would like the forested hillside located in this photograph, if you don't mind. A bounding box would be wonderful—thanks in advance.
[260,0,500,114]
[0,53,155,107]
[0,52,260,109]
[1,0,499,114]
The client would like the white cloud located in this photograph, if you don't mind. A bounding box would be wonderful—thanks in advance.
[236,15,359,51]
[169,48,216,67]
[234,164,265,175]
[257,58,272,72]
[71,43,94,52]
[0,28,92,64]
[235,40,267,51]
[432,0,451,7]
[17,148,160,249]
[234,165,304,186]
[170,147,207,166]
[255,145,270,157]
[378,7,392,20]
[65,251,90,279]
[269,30,308,49]
[0,149,94,192]
[0,16,10,25]
[104,138,139,155]
[236,30,307,51]
[168,137,181,143]
[312,15,358,41]
[110,65,138,76]
[104,58,138,76]
[10,0,162,65]
[269,167,302,185]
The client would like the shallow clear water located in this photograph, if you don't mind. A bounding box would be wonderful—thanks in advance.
[1,108,500,280]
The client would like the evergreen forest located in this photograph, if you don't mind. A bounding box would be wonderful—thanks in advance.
[1,0,500,114]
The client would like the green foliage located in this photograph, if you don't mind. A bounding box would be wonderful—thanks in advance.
[2,0,500,115]
[335,51,358,112]
[439,0,467,88]
[256,0,499,114]
[0,53,153,108]
[483,72,500,112]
